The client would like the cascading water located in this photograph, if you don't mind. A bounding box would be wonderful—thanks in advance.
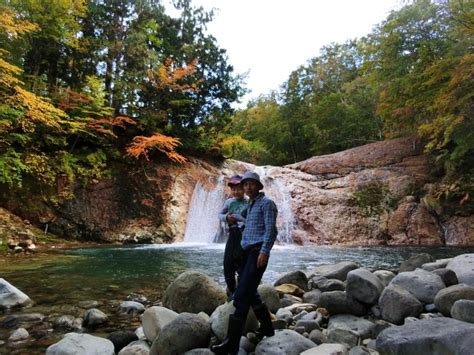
[254,166,295,244]
[183,176,226,243]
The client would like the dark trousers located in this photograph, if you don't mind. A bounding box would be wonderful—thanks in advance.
[233,245,266,319]
[224,226,243,292]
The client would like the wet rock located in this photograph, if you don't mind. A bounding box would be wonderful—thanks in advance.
[8,328,29,342]
[447,254,474,286]
[0,278,33,309]
[163,271,226,315]
[376,317,474,355]
[346,268,384,304]
[45,333,114,355]
[451,299,474,324]
[434,283,474,316]
[254,329,316,355]
[400,254,435,272]
[257,283,281,313]
[431,268,458,287]
[274,270,309,291]
[1,313,44,328]
[150,313,211,355]
[119,301,145,315]
[53,315,82,331]
[107,330,139,353]
[141,306,178,342]
[82,308,108,328]
[379,284,423,324]
[390,268,445,304]
[77,300,101,309]
[309,262,359,281]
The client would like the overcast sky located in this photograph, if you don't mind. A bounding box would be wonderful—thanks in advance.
[167,0,402,106]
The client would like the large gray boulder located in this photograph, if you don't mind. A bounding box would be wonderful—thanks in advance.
[141,306,179,342]
[150,313,211,355]
[163,271,226,315]
[390,268,445,303]
[346,268,384,304]
[274,270,309,291]
[309,262,359,281]
[257,284,281,313]
[433,283,474,316]
[376,317,474,355]
[379,284,423,324]
[255,329,316,355]
[303,289,323,305]
[328,314,376,339]
[399,253,434,272]
[447,254,474,286]
[46,333,115,355]
[118,340,150,355]
[318,291,367,316]
[301,344,348,355]
[0,278,33,309]
[451,299,474,324]
[209,301,258,341]
[373,270,396,288]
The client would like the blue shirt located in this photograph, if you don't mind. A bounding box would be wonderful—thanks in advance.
[241,192,278,255]
[218,197,248,229]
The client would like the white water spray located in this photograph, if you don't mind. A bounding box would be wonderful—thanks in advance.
[183,177,226,243]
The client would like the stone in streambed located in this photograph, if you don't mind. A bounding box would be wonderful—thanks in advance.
[0,278,33,309]
[46,333,114,355]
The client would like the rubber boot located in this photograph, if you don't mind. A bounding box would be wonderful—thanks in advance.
[253,303,274,339]
[211,315,244,354]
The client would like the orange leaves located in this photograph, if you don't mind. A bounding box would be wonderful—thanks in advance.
[86,115,137,137]
[148,58,201,93]
[126,133,186,163]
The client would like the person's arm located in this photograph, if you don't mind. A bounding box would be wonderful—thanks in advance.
[218,199,231,223]
[260,199,278,256]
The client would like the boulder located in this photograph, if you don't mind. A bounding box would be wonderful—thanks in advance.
[327,327,359,347]
[376,317,474,355]
[379,284,423,324]
[119,301,145,315]
[275,283,305,297]
[301,343,349,355]
[421,258,451,271]
[303,289,322,305]
[53,315,82,331]
[141,306,178,342]
[328,314,376,339]
[107,330,138,353]
[82,308,108,328]
[46,333,114,355]
[346,268,384,304]
[254,329,316,355]
[373,270,395,287]
[390,268,445,303]
[451,299,474,324]
[0,278,33,309]
[8,327,29,342]
[163,271,226,315]
[431,268,458,286]
[209,301,258,341]
[399,253,434,272]
[433,283,474,316]
[309,262,359,281]
[150,313,211,355]
[318,291,367,316]
[118,340,150,355]
[257,284,281,313]
[274,270,309,291]
[447,254,474,286]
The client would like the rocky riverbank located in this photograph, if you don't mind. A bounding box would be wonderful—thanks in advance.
[1,253,474,354]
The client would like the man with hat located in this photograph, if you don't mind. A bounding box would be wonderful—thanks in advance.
[212,171,278,354]
[218,174,247,297]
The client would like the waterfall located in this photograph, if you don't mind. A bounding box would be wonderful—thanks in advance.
[254,167,295,244]
[183,177,226,243]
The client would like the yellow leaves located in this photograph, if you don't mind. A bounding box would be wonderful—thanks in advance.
[148,58,201,93]
[126,133,187,163]
[0,56,22,87]
[0,6,38,38]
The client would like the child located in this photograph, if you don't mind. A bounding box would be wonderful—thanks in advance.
[218,175,248,296]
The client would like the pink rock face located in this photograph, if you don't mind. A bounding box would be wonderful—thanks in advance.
[444,216,474,245]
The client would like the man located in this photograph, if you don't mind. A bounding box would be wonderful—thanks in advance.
[218,175,247,297]
[212,171,278,355]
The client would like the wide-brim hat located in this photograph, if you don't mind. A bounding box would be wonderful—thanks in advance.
[228,174,242,186]
[241,171,264,190]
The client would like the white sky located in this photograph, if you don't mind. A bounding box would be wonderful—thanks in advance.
[167,0,402,106]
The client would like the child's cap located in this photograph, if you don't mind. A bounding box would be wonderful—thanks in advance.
[228,174,242,186]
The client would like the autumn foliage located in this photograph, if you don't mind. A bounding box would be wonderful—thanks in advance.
[126,133,186,163]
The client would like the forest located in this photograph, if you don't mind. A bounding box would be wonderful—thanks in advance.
[0,0,472,210]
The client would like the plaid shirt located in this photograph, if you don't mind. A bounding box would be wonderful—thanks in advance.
[241,192,278,255]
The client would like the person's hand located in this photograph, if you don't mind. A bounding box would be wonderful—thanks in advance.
[227,214,236,224]
[257,253,268,268]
